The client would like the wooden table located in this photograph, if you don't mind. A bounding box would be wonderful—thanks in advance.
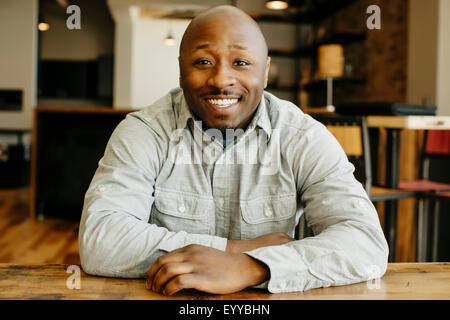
[367,115,450,130]
[0,263,449,300]
[367,115,450,262]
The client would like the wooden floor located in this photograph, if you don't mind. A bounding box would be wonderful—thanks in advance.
[0,187,80,265]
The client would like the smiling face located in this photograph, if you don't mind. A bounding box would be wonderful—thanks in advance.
[179,6,270,131]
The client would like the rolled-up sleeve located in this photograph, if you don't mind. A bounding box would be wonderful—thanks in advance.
[78,114,227,278]
[245,121,389,293]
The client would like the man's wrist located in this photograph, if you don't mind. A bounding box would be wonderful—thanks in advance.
[225,240,235,253]
[241,253,270,286]
[226,239,244,253]
[226,239,255,253]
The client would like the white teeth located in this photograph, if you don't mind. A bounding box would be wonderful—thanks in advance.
[206,98,238,108]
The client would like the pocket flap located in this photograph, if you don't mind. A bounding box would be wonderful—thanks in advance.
[154,188,214,220]
[240,194,297,224]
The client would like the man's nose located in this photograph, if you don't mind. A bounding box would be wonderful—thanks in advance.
[207,63,237,89]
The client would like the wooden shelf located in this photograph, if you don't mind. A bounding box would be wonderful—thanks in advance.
[250,14,299,23]
[269,32,366,59]
[299,32,366,57]
[267,84,300,91]
[268,49,301,58]
[256,0,360,24]
[294,0,359,24]
[302,77,365,91]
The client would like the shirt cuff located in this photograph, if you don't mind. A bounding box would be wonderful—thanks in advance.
[159,231,228,253]
[244,245,312,293]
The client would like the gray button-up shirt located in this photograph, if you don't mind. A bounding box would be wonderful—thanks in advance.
[79,88,388,293]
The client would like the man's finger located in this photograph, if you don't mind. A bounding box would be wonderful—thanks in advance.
[151,262,193,293]
[163,273,198,296]
[146,248,189,289]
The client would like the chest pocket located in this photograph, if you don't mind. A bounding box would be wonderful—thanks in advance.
[150,188,214,235]
[240,193,297,239]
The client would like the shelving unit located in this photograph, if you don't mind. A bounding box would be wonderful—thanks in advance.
[260,0,365,108]
[269,31,365,58]
[302,77,365,91]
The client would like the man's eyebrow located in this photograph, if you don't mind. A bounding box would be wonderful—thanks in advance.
[195,43,210,50]
[193,43,248,50]
[231,44,248,50]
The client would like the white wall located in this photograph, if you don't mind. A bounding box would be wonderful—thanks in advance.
[436,0,450,116]
[0,0,38,129]
[407,0,439,107]
[408,0,450,115]
[109,4,190,109]
[110,5,136,108]
[131,18,190,108]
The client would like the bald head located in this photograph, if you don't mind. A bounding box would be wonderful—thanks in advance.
[180,5,268,59]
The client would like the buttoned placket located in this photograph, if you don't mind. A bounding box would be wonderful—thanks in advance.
[186,99,273,239]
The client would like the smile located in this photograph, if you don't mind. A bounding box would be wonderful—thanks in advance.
[205,98,239,108]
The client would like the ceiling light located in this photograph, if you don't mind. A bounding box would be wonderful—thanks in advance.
[38,22,50,31]
[163,33,176,46]
[56,0,69,8]
[265,1,289,10]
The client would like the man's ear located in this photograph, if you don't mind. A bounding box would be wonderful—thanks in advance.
[263,56,271,89]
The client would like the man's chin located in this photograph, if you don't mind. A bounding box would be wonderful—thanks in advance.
[201,119,236,132]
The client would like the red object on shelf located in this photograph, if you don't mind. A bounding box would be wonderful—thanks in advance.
[399,130,450,192]
[399,179,450,192]
[425,130,450,155]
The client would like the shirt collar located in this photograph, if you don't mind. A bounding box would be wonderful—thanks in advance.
[246,94,272,140]
[175,91,272,140]
[175,93,195,130]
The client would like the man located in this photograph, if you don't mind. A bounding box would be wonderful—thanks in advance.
[79,5,388,295]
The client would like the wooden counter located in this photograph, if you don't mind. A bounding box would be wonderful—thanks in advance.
[0,263,449,300]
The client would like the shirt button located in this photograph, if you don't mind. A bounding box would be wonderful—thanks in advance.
[217,197,225,206]
[98,185,106,192]
[264,209,273,217]
[178,205,185,213]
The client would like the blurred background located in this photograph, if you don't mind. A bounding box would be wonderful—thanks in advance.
[0,0,448,266]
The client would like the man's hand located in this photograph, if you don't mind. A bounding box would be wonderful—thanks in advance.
[146,244,269,296]
[226,232,295,253]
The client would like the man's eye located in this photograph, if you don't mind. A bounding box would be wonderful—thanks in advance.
[195,59,212,65]
[234,60,250,66]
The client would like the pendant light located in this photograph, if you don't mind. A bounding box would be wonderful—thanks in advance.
[163,23,176,46]
[265,1,289,10]
[163,32,176,46]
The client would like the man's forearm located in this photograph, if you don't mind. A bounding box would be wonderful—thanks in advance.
[226,232,295,253]
[79,207,227,278]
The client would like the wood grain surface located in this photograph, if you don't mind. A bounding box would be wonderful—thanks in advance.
[0,263,449,300]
